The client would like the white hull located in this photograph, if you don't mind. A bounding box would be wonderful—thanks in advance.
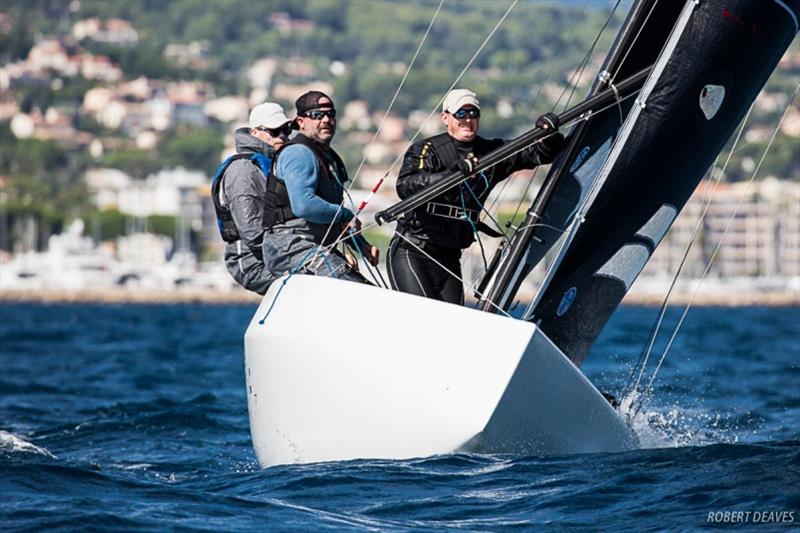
[245,275,637,467]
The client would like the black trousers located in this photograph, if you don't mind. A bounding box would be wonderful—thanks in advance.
[387,235,464,305]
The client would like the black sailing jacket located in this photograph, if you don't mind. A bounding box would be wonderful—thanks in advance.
[396,132,561,249]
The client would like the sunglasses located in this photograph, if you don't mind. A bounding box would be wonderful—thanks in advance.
[303,109,337,120]
[257,124,292,137]
[451,108,480,120]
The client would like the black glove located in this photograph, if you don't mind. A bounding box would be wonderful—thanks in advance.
[535,112,559,131]
[451,153,479,175]
[541,131,566,154]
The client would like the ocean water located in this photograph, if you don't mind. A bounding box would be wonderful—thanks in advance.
[1,302,798,531]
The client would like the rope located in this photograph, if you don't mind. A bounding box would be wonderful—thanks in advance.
[554,0,622,113]
[311,0,519,275]
[630,81,800,417]
[347,227,388,288]
[349,0,446,187]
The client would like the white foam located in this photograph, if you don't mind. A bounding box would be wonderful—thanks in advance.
[0,430,57,458]
[619,394,742,449]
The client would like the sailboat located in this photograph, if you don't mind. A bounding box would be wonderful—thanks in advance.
[244,0,799,467]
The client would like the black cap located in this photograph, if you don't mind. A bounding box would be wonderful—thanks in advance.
[295,91,335,116]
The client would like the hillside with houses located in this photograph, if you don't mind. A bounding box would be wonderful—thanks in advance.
[0,1,798,302]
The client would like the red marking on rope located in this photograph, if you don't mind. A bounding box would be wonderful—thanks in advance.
[358,200,368,211]
[371,178,384,193]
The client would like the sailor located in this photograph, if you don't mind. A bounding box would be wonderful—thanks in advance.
[387,89,566,304]
[213,102,292,295]
[262,91,379,281]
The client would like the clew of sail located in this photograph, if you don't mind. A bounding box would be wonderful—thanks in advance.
[521,0,799,366]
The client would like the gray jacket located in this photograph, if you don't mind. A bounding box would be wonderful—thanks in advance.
[221,127,278,295]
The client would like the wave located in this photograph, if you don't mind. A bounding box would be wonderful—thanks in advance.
[0,430,56,458]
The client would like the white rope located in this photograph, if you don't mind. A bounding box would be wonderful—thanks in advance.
[379,0,520,181]
[610,0,661,82]
[349,0,446,186]
[312,0,518,271]
[632,81,800,416]
[310,0,446,267]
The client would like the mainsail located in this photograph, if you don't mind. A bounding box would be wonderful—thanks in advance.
[504,0,799,365]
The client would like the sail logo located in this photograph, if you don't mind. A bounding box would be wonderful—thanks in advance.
[699,84,725,119]
[556,287,577,317]
[569,146,591,173]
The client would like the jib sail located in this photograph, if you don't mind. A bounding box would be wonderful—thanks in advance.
[523,0,799,365]
[478,0,686,312]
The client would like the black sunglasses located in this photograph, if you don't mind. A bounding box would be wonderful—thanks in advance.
[303,109,337,120]
[257,124,292,137]
[451,108,480,120]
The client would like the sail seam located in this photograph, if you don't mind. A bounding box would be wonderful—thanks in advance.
[772,0,800,32]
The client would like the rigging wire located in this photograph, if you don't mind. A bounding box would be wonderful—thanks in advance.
[392,230,514,318]
[349,0,446,187]
[310,0,447,267]
[309,0,520,274]
[609,0,661,83]
[630,81,800,418]
[621,105,754,405]
[554,0,622,112]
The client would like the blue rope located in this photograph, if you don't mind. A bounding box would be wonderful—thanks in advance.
[460,183,488,270]
[347,228,387,287]
[258,245,324,325]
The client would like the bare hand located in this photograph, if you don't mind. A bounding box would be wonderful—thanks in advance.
[367,245,380,266]
[345,252,359,271]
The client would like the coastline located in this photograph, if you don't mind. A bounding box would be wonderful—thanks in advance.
[1,287,797,306]
[0,287,261,305]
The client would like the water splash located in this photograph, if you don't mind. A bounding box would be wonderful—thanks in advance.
[0,430,56,458]
[619,394,746,449]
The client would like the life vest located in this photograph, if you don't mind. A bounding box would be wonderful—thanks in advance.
[211,152,272,243]
[263,134,349,230]
[400,133,505,248]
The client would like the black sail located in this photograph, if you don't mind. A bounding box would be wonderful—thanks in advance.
[479,0,685,312]
[527,0,799,366]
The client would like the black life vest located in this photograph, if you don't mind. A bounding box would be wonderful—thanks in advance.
[400,133,505,248]
[263,134,349,230]
[211,152,272,243]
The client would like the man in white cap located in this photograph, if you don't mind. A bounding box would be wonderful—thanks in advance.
[387,89,565,304]
[211,102,293,295]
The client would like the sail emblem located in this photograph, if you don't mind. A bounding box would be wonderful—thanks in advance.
[556,287,577,317]
[569,146,591,173]
[699,84,725,120]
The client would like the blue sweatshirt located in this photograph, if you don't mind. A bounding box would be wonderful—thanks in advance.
[277,144,354,224]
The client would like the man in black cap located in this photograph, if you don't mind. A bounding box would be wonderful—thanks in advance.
[261,91,379,282]
[387,88,565,305]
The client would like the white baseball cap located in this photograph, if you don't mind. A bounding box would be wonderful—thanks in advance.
[248,102,290,129]
[442,89,480,113]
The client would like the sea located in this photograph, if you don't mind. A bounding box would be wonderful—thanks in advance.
[1,302,798,531]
